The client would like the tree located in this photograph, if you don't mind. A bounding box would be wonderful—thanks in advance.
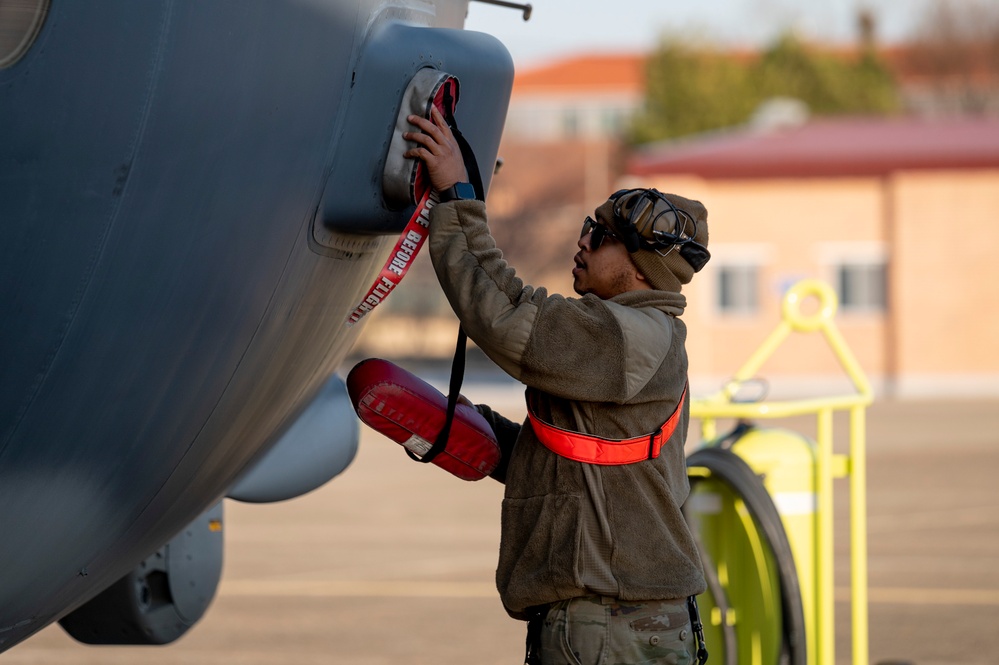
[630,40,758,144]
[753,34,897,115]
[630,33,900,144]
[904,0,999,114]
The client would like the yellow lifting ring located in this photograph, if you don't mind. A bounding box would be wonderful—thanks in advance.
[781,279,838,332]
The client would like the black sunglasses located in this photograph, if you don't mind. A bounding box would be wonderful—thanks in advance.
[580,216,620,251]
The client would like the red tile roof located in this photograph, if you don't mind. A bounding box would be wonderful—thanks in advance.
[627,116,999,179]
[513,53,646,95]
[513,40,999,95]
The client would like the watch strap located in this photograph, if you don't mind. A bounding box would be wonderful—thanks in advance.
[438,181,476,203]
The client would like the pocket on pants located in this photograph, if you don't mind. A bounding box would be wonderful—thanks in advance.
[620,601,695,665]
[541,597,603,665]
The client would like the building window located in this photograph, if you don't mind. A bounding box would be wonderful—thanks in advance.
[600,109,624,135]
[818,242,888,315]
[561,109,579,138]
[836,262,887,312]
[717,264,759,315]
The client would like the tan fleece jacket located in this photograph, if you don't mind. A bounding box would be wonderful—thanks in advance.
[428,200,706,619]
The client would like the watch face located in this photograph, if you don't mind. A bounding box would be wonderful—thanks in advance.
[454,182,476,200]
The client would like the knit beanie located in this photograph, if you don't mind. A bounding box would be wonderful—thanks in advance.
[594,189,709,293]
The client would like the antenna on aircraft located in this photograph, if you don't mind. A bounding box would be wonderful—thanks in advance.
[472,0,533,21]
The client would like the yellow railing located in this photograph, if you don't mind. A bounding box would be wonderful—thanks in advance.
[691,279,873,665]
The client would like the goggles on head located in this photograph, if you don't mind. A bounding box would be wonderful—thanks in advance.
[607,188,711,272]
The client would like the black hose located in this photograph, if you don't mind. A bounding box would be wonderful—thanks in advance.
[686,446,808,665]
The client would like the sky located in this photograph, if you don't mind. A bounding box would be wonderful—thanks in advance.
[464,0,931,67]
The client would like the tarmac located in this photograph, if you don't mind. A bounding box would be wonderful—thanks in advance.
[4,388,999,665]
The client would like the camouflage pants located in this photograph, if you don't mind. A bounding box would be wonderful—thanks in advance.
[537,595,696,665]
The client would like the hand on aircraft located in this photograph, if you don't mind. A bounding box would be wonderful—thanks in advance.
[404,107,469,193]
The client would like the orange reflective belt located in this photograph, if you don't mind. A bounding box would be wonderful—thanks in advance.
[527,386,687,466]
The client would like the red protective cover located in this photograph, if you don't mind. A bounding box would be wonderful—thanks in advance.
[346,359,500,481]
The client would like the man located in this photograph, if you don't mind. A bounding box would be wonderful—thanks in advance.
[404,108,709,665]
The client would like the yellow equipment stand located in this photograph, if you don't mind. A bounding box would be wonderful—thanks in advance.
[690,279,872,665]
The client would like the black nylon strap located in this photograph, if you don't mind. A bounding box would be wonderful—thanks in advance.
[687,595,710,665]
[524,605,547,665]
[406,89,486,464]
[406,94,482,466]
[451,127,484,201]
[441,94,485,201]
[406,326,467,464]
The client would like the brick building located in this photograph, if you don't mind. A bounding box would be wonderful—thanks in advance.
[628,115,999,397]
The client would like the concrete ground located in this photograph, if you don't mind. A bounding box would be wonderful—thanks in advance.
[4,391,998,665]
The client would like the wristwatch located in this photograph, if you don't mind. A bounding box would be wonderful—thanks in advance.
[437,181,477,203]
